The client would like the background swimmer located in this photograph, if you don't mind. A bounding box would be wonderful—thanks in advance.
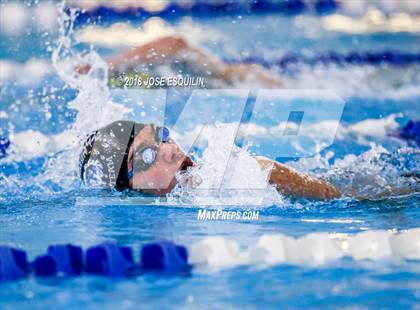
[77,35,284,88]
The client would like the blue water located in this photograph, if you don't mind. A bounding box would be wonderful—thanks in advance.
[0,5,419,310]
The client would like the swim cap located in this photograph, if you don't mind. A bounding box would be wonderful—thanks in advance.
[79,120,146,189]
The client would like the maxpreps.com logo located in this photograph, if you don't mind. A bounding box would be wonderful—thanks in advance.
[197,209,259,221]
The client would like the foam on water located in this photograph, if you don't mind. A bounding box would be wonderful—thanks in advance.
[2,114,405,161]
[2,59,419,101]
[52,4,130,134]
[323,146,419,199]
[189,228,420,271]
[284,64,420,99]
[34,4,131,190]
[0,59,52,85]
[169,123,283,206]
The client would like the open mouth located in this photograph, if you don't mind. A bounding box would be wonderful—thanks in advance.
[173,149,185,162]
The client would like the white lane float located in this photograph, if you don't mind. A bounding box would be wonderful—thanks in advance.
[189,228,420,270]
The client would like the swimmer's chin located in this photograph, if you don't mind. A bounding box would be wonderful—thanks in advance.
[131,177,178,196]
[130,156,192,196]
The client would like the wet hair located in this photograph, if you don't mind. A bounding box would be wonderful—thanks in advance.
[79,120,146,189]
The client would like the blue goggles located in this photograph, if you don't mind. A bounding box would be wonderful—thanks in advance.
[128,125,170,179]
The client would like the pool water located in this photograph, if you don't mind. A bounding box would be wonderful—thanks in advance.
[0,3,419,309]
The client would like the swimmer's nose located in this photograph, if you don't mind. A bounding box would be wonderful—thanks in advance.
[158,142,180,163]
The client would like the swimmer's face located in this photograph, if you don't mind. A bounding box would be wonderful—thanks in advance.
[127,125,187,195]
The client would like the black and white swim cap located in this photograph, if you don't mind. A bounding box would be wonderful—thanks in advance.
[79,120,146,189]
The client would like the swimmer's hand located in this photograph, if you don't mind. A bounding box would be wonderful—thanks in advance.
[254,156,341,200]
[75,64,91,75]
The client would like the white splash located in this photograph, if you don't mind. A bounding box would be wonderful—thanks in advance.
[284,64,420,99]
[323,145,420,199]
[169,123,282,206]
[52,3,130,135]
[347,114,400,138]
[40,3,131,189]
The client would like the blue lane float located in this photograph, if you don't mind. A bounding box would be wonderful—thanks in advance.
[33,244,83,277]
[85,242,135,277]
[398,120,420,147]
[0,246,28,281]
[33,256,58,276]
[0,137,10,159]
[232,51,420,70]
[0,241,189,281]
[141,241,189,273]
[70,0,340,26]
[314,0,337,14]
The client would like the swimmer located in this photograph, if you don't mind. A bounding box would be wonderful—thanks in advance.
[77,35,283,88]
[80,121,340,200]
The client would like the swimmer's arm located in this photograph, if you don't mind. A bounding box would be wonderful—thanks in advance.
[106,36,217,71]
[76,36,199,74]
[78,35,282,87]
[254,156,341,200]
[222,63,283,88]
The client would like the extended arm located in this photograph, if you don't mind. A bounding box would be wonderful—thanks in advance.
[106,36,220,72]
[254,156,341,200]
[78,35,282,87]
